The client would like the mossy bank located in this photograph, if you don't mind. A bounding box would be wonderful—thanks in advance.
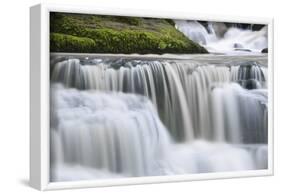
[50,13,208,54]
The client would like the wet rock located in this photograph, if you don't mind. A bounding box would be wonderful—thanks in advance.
[233,43,243,49]
[251,24,265,31]
[224,23,265,31]
[234,48,252,52]
[238,79,260,90]
[261,48,268,53]
[211,22,228,37]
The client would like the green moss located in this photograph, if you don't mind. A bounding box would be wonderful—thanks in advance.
[50,12,208,54]
[50,33,96,53]
[112,16,143,26]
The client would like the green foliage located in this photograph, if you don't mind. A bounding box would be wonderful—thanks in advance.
[50,33,96,53]
[113,16,143,26]
[50,12,208,54]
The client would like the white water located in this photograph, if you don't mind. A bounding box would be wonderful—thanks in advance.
[51,57,267,143]
[50,85,267,182]
[174,20,268,53]
[51,85,171,180]
[50,55,268,182]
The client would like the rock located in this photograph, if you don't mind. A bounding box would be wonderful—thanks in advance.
[50,12,208,54]
[251,24,265,31]
[261,48,268,53]
[234,48,252,52]
[198,21,227,37]
[233,43,243,49]
[239,79,260,90]
[224,23,265,31]
[211,22,228,37]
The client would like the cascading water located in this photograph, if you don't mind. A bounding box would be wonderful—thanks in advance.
[174,20,268,53]
[174,20,218,46]
[50,85,171,181]
[51,56,267,143]
[50,54,268,182]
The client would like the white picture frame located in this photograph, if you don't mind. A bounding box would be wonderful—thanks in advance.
[30,3,274,191]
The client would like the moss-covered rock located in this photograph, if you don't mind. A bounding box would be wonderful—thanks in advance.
[50,12,208,54]
[50,33,96,53]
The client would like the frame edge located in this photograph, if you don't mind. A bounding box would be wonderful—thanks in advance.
[30,4,44,191]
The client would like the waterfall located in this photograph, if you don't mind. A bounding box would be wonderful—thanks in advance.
[50,55,268,182]
[51,57,267,143]
[211,84,267,143]
[50,85,171,181]
[50,85,267,182]
[174,20,218,45]
[174,20,268,53]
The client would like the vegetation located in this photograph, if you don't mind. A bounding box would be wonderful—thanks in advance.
[50,12,208,54]
[50,33,96,52]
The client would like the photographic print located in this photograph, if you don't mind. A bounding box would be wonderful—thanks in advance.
[49,12,269,183]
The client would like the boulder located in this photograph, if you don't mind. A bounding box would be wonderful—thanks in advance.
[261,48,268,53]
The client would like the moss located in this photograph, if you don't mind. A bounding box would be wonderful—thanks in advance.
[50,33,96,53]
[50,12,208,54]
[113,16,143,26]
